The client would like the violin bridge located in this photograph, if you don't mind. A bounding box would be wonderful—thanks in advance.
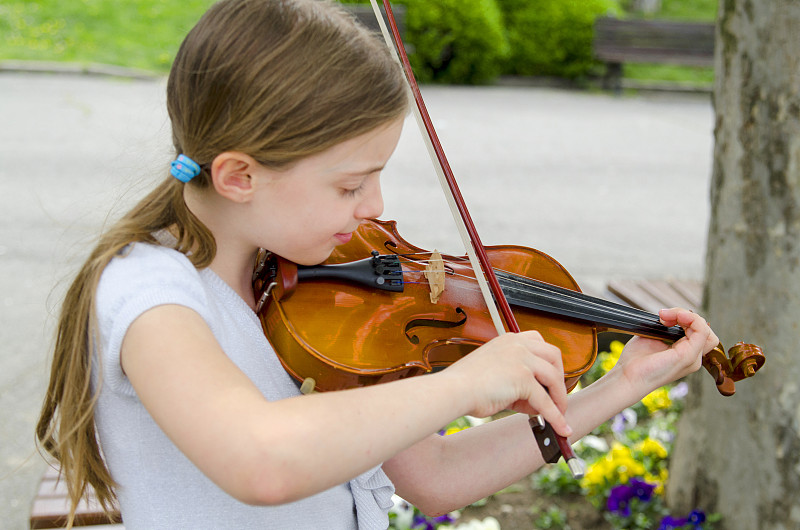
[424,250,446,303]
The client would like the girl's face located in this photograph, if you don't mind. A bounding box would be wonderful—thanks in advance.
[250,117,405,265]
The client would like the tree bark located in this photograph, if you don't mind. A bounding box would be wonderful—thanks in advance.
[667,1,800,528]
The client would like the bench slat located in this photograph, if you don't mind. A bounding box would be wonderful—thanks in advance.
[669,280,703,309]
[30,495,122,529]
[593,17,715,92]
[607,279,702,314]
[594,17,715,66]
[638,279,698,311]
[607,279,667,314]
[31,468,122,529]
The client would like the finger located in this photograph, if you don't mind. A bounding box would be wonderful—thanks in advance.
[700,323,720,354]
[660,308,712,343]
[530,357,569,414]
[520,382,572,437]
[681,313,714,350]
[518,331,563,371]
[658,306,690,327]
[666,309,715,370]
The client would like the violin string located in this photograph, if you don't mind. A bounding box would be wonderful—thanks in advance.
[495,272,673,333]
[392,255,669,331]
[388,251,667,327]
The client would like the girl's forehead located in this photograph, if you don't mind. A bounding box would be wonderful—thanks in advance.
[299,118,405,175]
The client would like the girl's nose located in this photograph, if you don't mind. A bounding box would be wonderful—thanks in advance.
[355,179,384,220]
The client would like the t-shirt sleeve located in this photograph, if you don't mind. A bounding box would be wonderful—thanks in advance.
[94,243,212,396]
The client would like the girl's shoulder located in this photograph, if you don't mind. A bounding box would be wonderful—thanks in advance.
[104,241,197,281]
[93,242,212,394]
[96,241,207,323]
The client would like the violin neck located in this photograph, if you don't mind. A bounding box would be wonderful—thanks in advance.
[496,271,685,343]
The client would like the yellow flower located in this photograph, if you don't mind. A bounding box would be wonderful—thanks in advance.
[645,468,669,495]
[599,340,625,373]
[609,442,630,459]
[642,387,672,413]
[443,425,468,436]
[579,442,646,495]
[637,438,668,460]
[580,459,612,494]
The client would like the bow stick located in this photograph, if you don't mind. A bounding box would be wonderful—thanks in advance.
[369,0,585,478]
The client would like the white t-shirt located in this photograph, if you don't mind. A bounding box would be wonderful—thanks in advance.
[93,242,394,529]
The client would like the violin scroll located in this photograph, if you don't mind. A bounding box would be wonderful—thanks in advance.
[702,342,765,396]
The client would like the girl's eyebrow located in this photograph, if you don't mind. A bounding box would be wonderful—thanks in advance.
[338,164,386,177]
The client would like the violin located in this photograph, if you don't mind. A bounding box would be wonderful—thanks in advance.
[251,0,764,474]
[253,218,764,397]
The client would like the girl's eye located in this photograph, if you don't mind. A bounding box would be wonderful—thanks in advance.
[341,183,365,198]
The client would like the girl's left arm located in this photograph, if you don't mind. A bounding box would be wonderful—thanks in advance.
[384,307,718,516]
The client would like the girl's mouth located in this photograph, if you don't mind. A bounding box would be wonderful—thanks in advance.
[334,232,352,244]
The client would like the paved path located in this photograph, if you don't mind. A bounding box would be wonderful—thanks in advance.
[0,73,713,528]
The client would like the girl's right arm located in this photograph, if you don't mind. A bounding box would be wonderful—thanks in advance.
[120,304,570,506]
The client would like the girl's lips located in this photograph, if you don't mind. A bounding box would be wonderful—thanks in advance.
[334,232,353,244]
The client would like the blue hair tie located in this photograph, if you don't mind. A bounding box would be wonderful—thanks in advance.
[171,154,202,183]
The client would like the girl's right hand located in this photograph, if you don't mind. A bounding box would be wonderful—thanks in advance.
[441,330,572,437]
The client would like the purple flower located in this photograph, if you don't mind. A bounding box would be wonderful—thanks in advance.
[659,509,706,529]
[659,515,688,529]
[607,478,656,517]
[607,484,633,516]
[412,513,455,530]
[688,510,706,525]
[611,408,638,434]
[629,478,655,501]
[669,381,689,399]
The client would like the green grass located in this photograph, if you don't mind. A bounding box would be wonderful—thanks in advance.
[0,0,718,84]
[656,0,717,21]
[0,0,216,72]
[617,0,717,87]
[623,63,715,85]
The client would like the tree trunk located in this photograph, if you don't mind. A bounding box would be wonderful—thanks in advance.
[667,1,800,528]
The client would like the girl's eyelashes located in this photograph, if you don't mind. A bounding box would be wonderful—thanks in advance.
[341,182,366,198]
[339,168,381,198]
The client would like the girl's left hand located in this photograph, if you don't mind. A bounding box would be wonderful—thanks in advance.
[612,307,719,396]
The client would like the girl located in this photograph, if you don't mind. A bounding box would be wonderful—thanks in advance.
[36,0,718,528]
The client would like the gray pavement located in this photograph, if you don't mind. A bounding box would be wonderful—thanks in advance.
[0,72,714,528]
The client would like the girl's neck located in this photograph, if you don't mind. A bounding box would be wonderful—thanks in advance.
[184,187,259,310]
[209,240,259,310]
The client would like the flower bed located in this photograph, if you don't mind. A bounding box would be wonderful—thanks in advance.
[389,341,719,530]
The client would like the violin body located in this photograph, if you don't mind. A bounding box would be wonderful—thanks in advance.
[255,219,596,392]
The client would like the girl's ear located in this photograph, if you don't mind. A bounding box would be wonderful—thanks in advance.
[209,152,260,203]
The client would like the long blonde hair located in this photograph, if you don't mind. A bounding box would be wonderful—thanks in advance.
[36,0,408,525]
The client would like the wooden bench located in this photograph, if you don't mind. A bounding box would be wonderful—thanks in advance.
[593,17,715,92]
[607,278,702,313]
[30,465,122,529]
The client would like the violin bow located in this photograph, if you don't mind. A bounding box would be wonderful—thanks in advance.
[369,0,585,478]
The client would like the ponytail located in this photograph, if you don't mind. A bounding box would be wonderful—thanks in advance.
[35,175,214,524]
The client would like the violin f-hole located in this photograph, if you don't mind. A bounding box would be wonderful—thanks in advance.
[404,308,468,345]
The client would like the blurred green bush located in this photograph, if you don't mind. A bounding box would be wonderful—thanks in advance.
[500,0,621,79]
[341,0,508,85]
[341,0,619,84]
[400,0,508,85]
